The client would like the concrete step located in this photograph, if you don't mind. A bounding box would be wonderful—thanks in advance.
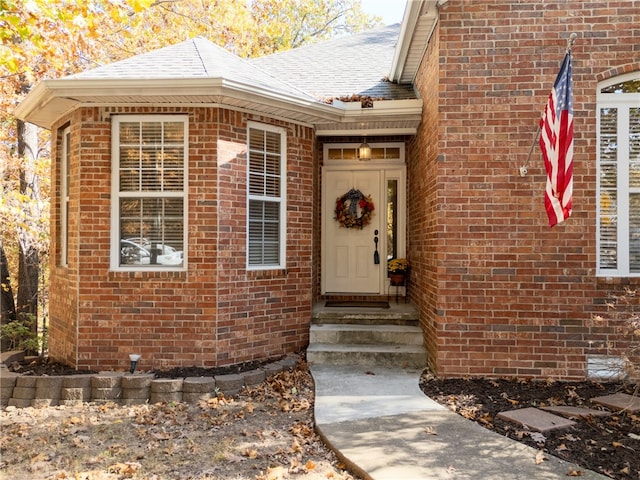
[307,343,427,368]
[312,306,419,326]
[310,324,423,346]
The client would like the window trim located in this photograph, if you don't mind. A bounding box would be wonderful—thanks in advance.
[246,121,287,270]
[60,126,70,267]
[109,114,188,272]
[596,72,640,276]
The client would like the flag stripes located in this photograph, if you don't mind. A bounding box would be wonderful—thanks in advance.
[539,51,574,227]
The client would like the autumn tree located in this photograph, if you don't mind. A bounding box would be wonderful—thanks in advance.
[0,0,381,351]
[1,0,168,351]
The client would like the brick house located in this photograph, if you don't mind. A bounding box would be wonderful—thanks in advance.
[15,0,640,378]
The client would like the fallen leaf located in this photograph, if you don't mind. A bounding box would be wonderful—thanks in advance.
[556,443,568,452]
[305,459,315,470]
[151,431,171,441]
[30,452,49,465]
[72,436,88,448]
[535,450,547,465]
[423,426,437,435]
[289,457,301,473]
[530,432,547,444]
[266,465,286,480]
[566,469,584,476]
[243,448,258,459]
[107,462,141,476]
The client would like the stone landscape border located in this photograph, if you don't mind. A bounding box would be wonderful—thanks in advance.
[0,352,300,409]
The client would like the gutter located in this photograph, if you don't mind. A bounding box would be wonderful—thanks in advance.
[14,77,422,131]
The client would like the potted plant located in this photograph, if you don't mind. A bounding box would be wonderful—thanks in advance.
[387,258,409,286]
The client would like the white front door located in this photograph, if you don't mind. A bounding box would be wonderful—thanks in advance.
[323,169,382,294]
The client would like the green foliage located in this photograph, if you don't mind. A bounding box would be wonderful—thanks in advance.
[0,313,46,353]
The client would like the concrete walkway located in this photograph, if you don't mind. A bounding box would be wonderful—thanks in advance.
[310,365,609,480]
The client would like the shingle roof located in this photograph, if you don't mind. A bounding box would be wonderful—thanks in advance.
[251,25,416,101]
[16,24,423,131]
[68,37,316,102]
[65,25,415,103]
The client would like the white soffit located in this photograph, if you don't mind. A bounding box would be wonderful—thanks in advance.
[389,0,440,84]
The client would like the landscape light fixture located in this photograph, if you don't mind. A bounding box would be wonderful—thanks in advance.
[129,354,141,374]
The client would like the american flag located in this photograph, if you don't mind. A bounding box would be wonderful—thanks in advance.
[539,51,574,227]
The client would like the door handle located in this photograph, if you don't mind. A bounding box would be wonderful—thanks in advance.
[373,230,380,264]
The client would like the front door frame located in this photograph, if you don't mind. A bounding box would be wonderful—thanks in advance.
[321,142,407,296]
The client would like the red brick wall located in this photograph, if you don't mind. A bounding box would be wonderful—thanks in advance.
[49,106,314,371]
[48,112,81,366]
[410,0,640,379]
[407,24,440,373]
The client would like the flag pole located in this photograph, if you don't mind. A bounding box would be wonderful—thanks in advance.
[519,33,577,177]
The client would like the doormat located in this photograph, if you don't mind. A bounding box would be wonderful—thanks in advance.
[325,301,390,309]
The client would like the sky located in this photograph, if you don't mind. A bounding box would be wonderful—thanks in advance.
[359,0,406,25]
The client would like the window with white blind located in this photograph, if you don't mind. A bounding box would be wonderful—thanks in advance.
[111,115,187,270]
[247,122,286,269]
[60,127,70,267]
[597,72,640,276]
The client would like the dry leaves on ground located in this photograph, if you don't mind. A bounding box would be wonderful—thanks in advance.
[420,374,640,480]
[0,362,359,480]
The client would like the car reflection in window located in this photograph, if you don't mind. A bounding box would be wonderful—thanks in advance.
[120,239,183,266]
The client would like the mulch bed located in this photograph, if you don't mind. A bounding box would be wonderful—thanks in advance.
[419,375,639,479]
[7,356,280,378]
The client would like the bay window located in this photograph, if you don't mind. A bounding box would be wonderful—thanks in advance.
[111,115,187,270]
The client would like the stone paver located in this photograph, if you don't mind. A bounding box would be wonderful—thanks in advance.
[591,393,640,413]
[541,406,610,419]
[496,407,576,432]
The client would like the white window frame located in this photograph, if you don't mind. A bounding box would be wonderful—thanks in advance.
[60,126,70,267]
[246,121,287,270]
[596,72,640,276]
[110,115,188,272]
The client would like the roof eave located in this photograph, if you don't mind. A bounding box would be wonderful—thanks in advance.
[14,78,423,133]
[389,0,441,84]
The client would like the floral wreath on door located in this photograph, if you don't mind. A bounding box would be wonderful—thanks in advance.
[334,188,375,229]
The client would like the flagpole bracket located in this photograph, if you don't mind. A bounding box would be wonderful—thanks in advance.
[566,32,578,52]
[519,166,528,177]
